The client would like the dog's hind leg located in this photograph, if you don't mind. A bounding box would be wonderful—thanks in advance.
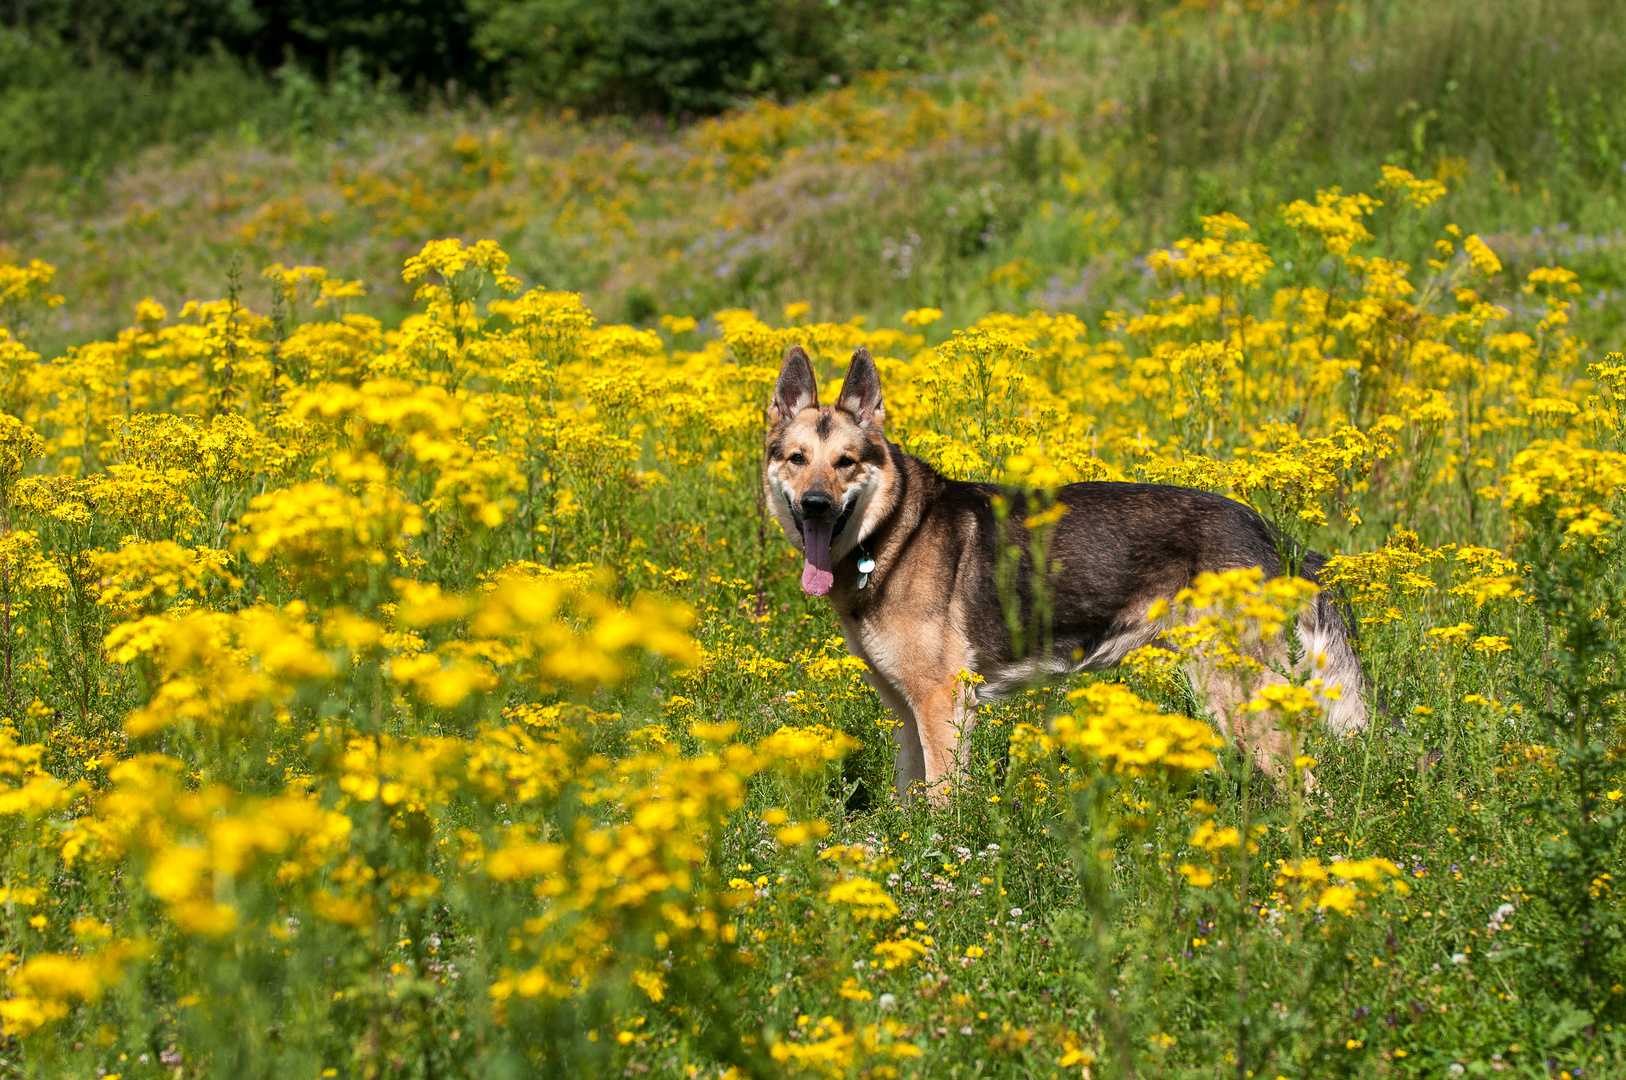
[1187,656,1297,786]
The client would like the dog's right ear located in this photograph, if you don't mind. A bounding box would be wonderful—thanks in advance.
[768,345,819,426]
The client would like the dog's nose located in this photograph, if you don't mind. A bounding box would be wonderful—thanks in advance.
[799,491,835,519]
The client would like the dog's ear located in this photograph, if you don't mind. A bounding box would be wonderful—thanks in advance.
[769,345,819,426]
[838,347,885,429]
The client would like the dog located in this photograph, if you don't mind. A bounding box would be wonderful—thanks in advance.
[762,344,1369,798]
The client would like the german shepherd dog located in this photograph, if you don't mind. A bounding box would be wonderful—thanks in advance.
[763,345,1369,798]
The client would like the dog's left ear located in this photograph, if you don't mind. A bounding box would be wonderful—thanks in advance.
[838,347,885,430]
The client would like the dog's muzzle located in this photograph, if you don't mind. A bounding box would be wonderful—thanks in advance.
[798,491,835,520]
[792,492,853,597]
[792,493,854,543]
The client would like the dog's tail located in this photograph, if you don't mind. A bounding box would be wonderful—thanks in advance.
[1297,555,1371,734]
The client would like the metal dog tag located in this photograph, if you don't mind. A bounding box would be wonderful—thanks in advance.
[856,554,876,589]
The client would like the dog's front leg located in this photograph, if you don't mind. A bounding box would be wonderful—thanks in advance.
[838,617,928,797]
[842,616,973,802]
[869,678,926,796]
[895,668,976,804]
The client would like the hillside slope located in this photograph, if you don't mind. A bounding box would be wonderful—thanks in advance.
[2,0,1624,358]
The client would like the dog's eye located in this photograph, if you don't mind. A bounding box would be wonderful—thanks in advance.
[836,455,855,468]
[788,451,806,465]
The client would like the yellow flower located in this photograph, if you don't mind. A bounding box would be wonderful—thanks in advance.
[1148,213,1273,290]
[825,878,899,921]
[871,938,928,969]
[1177,863,1215,888]
[1377,165,1448,210]
[758,724,858,773]
[1275,856,1404,914]
[238,473,425,586]
[1,943,134,1037]
[1316,885,1359,914]
[1425,622,1475,646]
[0,258,65,310]
[92,540,238,618]
[1159,568,1321,679]
[1503,440,1626,541]
[1246,684,1322,730]
[769,1015,921,1074]
[1463,235,1503,277]
[1053,682,1220,776]
[1525,266,1582,295]
[484,842,565,882]
[1281,187,1380,257]
[631,966,666,1003]
[1190,821,1241,851]
[401,238,520,300]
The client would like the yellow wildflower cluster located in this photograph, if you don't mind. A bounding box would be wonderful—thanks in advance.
[1273,857,1410,916]
[1051,682,1221,778]
[770,1014,923,1078]
[1,942,136,1038]
[1502,439,1626,542]
[1153,568,1320,677]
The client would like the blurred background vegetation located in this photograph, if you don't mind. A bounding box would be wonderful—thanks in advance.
[0,0,992,163]
[1,0,1623,355]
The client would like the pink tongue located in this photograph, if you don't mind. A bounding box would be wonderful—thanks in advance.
[801,518,836,596]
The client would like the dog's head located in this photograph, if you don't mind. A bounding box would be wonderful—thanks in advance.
[764,345,890,596]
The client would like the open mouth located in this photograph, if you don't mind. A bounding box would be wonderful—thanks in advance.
[796,504,853,597]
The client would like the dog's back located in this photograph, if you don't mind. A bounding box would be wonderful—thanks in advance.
[932,481,1364,723]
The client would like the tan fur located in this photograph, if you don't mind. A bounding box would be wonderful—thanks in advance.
[765,376,973,800]
[763,346,1369,803]
[764,414,888,569]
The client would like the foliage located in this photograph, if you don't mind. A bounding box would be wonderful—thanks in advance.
[0,27,397,181]
[0,0,1002,179]
[5,0,1626,375]
[1503,443,1626,1015]
[468,0,841,116]
[0,0,477,84]
[1,0,262,75]
[1112,0,1626,193]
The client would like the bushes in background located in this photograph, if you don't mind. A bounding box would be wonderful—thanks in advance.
[0,0,998,179]
[468,0,840,117]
